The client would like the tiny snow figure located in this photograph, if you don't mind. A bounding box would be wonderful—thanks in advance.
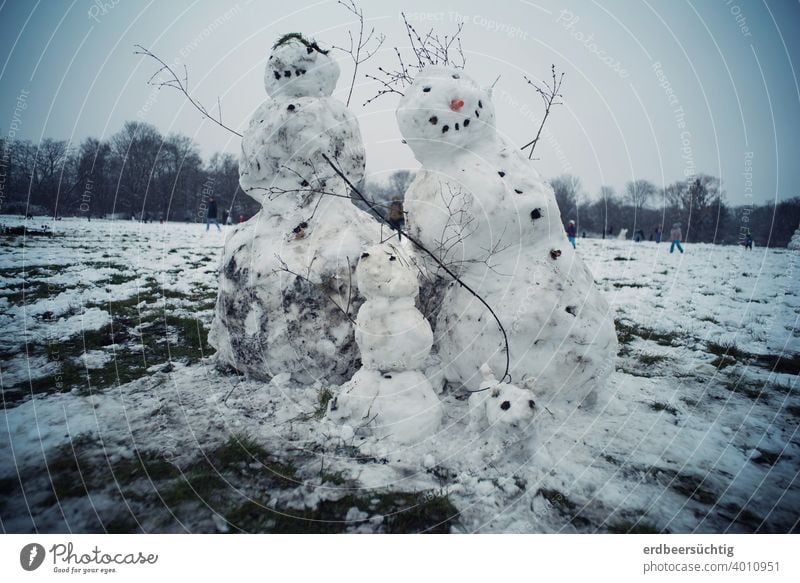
[209,33,379,384]
[328,243,442,444]
[469,364,536,430]
[397,66,617,411]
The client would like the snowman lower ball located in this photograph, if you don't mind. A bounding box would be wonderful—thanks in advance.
[328,243,442,444]
[396,66,617,407]
[209,34,379,384]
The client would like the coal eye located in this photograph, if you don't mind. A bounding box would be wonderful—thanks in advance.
[442,125,449,133]
[389,256,396,261]
[299,222,308,228]
[463,119,470,127]
[530,208,542,220]
[360,252,370,259]
[452,73,460,79]
[500,401,511,410]
[422,87,431,92]
[429,116,438,125]
[528,400,536,409]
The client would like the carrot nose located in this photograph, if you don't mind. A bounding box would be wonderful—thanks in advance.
[449,98,465,111]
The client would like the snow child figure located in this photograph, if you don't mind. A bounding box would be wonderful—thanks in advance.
[209,34,379,383]
[328,243,443,444]
[396,66,617,412]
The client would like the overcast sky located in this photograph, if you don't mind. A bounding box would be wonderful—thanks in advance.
[1,0,799,206]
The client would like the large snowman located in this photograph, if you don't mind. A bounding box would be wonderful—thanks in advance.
[396,66,617,411]
[328,243,442,444]
[209,34,379,384]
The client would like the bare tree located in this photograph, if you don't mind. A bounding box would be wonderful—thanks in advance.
[332,0,385,107]
[625,179,656,211]
[549,174,581,225]
[520,65,565,159]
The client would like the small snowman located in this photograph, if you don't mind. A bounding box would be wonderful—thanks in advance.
[209,34,379,384]
[328,243,442,444]
[396,66,617,409]
[469,364,537,431]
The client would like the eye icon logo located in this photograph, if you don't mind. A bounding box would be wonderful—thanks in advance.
[20,543,46,571]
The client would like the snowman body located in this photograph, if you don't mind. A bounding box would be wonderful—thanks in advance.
[209,36,379,384]
[329,243,442,444]
[396,66,617,409]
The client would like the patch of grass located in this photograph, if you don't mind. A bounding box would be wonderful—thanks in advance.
[228,490,459,534]
[650,402,679,415]
[615,320,680,347]
[707,340,748,360]
[750,449,781,467]
[612,282,646,289]
[607,520,661,534]
[639,353,668,366]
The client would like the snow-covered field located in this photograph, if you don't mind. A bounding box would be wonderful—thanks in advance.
[1,215,798,533]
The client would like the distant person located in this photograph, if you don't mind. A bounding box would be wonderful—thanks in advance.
[655,226,662,243]
[744,233,753,250]
[222,209,229,226]
[238,214,245,223]
[566,220,577,249]
[206,197,221,231]
[669,223,684,254]
[388,196,405,240]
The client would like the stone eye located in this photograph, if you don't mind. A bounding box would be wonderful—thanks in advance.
[500,401,511,410]
[528,400,535,409]
[389,256,396,261]
[423,87,431,92]
[463,119,470,127]
[361,252,370,259]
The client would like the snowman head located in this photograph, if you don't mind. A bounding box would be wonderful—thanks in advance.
[356,243,419,300]
[485,382,536,428]
[397,66,496,164]
[264,34,340,98]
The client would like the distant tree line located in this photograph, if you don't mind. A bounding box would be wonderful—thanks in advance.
[549,174,800,247]
[0,121,258,222]
[1,123,798,246]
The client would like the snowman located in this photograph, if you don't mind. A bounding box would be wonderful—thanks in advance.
[396,66,617,412]
[209,34,379,384]
[328,243,443,444]
[468,364,537,431]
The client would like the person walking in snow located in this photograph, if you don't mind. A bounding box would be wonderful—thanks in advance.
[206,197,220,231]
[669,222,684,254]
[655,226,662,243]
[744,232,753,250]
[566,220,577,249]
[388,196,405,240]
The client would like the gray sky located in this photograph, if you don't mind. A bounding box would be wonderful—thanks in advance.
[1,0,799,206]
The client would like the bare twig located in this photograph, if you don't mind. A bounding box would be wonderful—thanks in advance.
[332,0,386,107]
[321,153,511,384]
[520,65,565,160]
[364,12,465,105]
[134,44,243,138]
